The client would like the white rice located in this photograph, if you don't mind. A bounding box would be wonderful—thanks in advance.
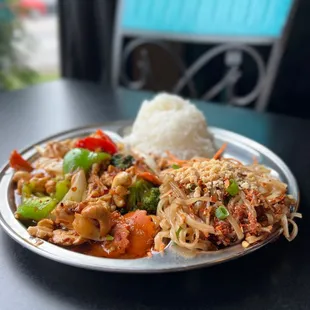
[124,93,216,160]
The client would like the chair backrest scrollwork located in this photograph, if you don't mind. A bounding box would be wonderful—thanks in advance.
[112,0,298,110]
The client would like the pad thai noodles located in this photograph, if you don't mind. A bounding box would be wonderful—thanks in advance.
[9,129,301,259]
[154,155,301,252]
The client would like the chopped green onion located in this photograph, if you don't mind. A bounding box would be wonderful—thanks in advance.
[226,179,239,196]
[176,226,182,239]
[172,164,180,169]
[215,205,229,220]
[105,235,114,241]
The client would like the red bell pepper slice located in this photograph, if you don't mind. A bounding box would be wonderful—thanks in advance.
[9,150,33,172]
[75,130,117,154]
[93,129,115,144]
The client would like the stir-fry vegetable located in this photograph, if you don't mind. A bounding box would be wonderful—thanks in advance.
[22,183,34,197]
[127,179,160,214]
[215,205,230,220]
[63,148,111,174]
[141,187,160,214]
[137,171,161,186]
[176,226,182,239]
[16,196,58,221]
[62,170,87,202]
[9,150,33,172]
[76,130,117,154]
[226,179,239,196]
[111,154,134,170]
[105,235,114,241]
[53,179,71,201]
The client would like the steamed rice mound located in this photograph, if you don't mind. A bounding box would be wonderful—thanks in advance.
[124,93,215,159]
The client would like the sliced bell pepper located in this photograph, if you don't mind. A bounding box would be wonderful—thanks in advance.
[9,150,33,172]
[63,148,111,174]
[93,129,115,143]
[75,130,117,154]
[53,179,71,201]
[16,196,58,221]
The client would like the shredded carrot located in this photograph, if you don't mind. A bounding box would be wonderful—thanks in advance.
[192,157,211,162]
[213,143,227,160]
[253,156,258,164]
[137,171,162,185]
[166,151,180,161]
[223,158,243,165]
[166,151,187,164]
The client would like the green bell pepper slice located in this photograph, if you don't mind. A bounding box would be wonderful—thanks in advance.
[63,148,111,174]
[16,196,58,221]
[53,179,71,201]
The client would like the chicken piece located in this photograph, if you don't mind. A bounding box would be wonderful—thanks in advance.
[29,174,51,193]
[83,213,131,258]
[81,201,112,235]
[72,200,112,241]
[13,171,31,183]
[100,165,119,187]
[14,171,31,194]
[86,164,108,199]
[99,219,130,258]
[38,140,75,158]
[45,179,56,194]
[73,214,101,240]
[33,157,63,177]
[52,201,79,229]
[27,219,54,239]
[50,229,85,246]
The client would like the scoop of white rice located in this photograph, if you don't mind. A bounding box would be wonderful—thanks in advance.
[124,93,215,159]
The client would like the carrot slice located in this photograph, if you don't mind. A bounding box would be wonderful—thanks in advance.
[213,143,227,160]
[137,171,162,185]
[9,150,33,172]
[124,210,156,257]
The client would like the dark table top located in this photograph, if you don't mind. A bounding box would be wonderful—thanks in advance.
[0,80,309,310]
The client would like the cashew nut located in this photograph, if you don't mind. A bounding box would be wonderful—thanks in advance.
[113,195,126,207]
[13,171,31,182]
[111,171,132,188]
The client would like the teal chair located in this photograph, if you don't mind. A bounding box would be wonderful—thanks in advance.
[112,0,297,111]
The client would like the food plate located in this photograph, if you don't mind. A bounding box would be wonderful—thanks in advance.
[0,122,299,273]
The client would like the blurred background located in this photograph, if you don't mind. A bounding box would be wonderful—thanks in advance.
[0,0,59,88]
[1,0,310,118]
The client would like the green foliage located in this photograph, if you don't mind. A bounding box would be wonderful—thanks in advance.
[0,0,38,90]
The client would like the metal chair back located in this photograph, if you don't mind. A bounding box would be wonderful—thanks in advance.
[112,0,298,110]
